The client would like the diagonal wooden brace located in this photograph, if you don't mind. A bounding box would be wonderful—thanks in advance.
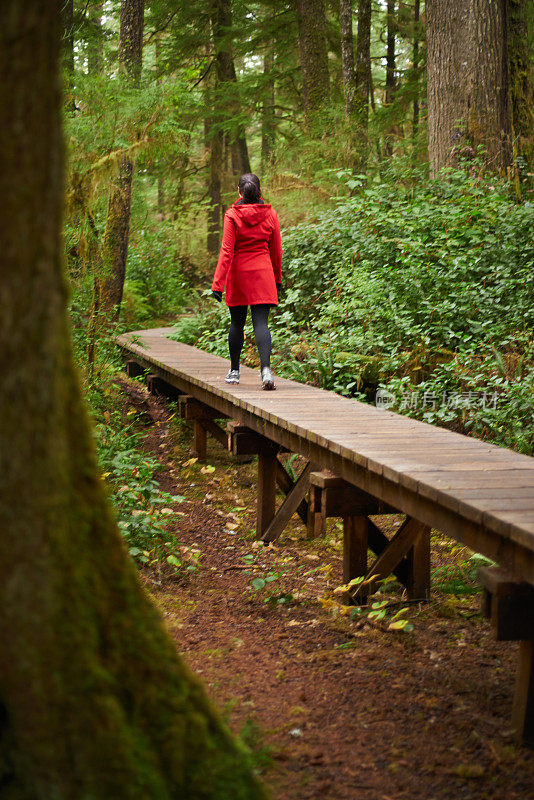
[261,462,316,544]
[276,459,308,525]
[202,419,227,448]
[354,516,430,601]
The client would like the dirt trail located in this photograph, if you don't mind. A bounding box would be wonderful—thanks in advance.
[122,379,534,800]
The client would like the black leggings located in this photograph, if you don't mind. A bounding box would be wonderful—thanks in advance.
[228,304,272,371]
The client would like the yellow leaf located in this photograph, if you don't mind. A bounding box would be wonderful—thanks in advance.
[453,764,485,779]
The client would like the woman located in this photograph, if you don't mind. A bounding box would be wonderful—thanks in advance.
[210,173,282,390]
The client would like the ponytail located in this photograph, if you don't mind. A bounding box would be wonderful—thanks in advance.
[238,173,261,203]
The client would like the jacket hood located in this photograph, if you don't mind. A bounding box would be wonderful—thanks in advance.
[229,202,272,226]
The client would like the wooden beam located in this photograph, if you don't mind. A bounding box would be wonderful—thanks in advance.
[179,395,222,420]
[262,462,315,544]
[147,374,183,401]
[125,359,144,378]
[228,422,280,456]
[479,568,534,641]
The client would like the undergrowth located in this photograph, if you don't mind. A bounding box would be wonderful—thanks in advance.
[170,162,534,454]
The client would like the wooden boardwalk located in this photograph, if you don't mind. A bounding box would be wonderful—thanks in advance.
[117,327,534,742]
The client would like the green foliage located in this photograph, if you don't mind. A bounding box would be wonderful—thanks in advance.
[124,222,193,320]
[92,395,200,579]
[177,163,533,453]
[350,600,414,633]
[432,552,496,596]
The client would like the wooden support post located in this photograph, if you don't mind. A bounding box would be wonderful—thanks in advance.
[478,566,534,745]
[193,420,207,462]
[406,524,431,600]
[125,359,144,378]
[512,641,534,745]
[307,484,325,538]
[256,448,278,539]
[343,516,369,605]
[262,462,315,544]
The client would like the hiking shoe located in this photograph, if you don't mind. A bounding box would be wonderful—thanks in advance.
[261,366,275,390]
[225,369,240,384]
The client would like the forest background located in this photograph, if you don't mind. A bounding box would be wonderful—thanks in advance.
[64,0,534,564]
[3,3,534,793]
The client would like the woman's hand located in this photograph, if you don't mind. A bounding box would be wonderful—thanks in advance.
[211,290,222,302]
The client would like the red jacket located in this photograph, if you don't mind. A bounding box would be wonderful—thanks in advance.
[211,200,282,306]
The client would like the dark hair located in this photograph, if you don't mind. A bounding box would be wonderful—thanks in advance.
[238,173,261,203]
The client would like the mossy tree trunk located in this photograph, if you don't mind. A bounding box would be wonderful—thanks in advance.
[508,0,534,181]
[412,0,421,140]
[261,49,276,172]
[61,0,75,110]
[354,0,372,169]
[384,0,397,156]
[340,0,356,118]
[295,0,330,126]
[101,0,145,319]
[0,3,269,798]
[87,0,104,76]
[210,0,251,179]
[207,114,224,259]
[427,0,513,175]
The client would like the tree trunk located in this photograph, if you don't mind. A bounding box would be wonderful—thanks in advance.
[412,0,421,139]
[354,0,372,167]
[87,0,104,76]
[101,0,145,319]
[208,128,224,255]
[261,50,276,172]
[62,0,75,109]
[210,0,251,183]
[156,36,165,217]
[340,0,356,117]
[0,3,269,797]
[384,0,396,156]
[427,0,513,175]
[295,0,330,124]
[508,0,534,176]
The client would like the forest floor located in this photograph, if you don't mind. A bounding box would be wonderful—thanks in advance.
[119,376,534,800]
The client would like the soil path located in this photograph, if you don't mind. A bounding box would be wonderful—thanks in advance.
[121,378,534,800]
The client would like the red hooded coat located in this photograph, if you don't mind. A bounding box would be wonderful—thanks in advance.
[211,201,282,306]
